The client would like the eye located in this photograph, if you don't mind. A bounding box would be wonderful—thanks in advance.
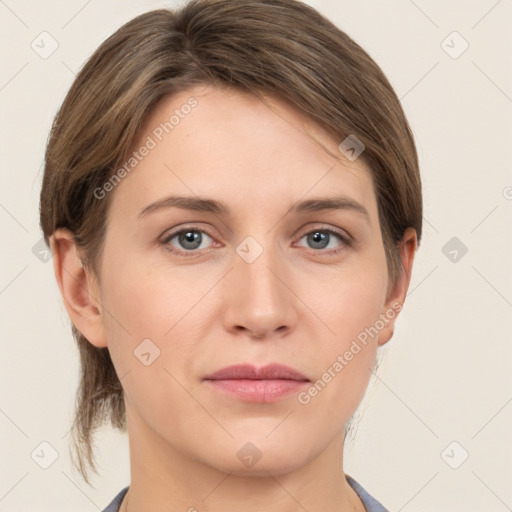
[295,227,351,254]
[162,228,216,255]
[160,225,352,258]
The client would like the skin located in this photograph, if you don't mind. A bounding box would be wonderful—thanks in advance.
[51,84,417,511]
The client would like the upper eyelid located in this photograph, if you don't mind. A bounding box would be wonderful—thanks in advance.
[296,224,351,239]
[161,225,215,241]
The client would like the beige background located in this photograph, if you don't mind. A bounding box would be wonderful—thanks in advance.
[1,0,511,510]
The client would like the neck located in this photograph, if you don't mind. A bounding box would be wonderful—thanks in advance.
[120,407,364,512]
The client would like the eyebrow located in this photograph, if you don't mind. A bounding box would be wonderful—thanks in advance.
[137,194,370,220]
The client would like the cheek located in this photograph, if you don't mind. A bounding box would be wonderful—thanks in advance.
[97,256,205,421]
[327,277,385,346]
[98,252,217,370]
[316,251,388,347]
[301,254,387,407]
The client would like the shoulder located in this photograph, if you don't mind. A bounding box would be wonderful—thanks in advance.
[346,474,390,512]
[102,486,129,512]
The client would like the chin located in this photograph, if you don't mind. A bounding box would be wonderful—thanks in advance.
[202,436,316,477]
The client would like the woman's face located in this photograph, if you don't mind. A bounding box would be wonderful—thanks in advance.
[88,84,412,475]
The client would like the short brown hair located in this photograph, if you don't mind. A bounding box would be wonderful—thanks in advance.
[39,0,422,484]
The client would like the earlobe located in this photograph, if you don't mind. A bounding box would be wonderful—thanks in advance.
[378,227,418,346]
[50,228,108,348]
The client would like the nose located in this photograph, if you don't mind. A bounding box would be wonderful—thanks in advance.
[221,241,298,340]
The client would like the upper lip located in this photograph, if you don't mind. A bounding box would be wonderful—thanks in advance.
[203,363,310,381]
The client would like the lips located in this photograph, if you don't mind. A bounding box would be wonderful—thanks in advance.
[203,363,310,381]
[203,364,310,403]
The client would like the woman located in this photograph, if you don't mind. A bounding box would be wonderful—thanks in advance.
[39,0,421,510]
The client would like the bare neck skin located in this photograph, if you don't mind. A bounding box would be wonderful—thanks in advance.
[119,405,365,512]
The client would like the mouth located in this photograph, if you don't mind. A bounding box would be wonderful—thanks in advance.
[203,363,310,403]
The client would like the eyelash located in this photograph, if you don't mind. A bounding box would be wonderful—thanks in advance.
[160,225,352,258]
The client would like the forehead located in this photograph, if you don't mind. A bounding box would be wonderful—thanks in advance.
[109,84,378,222]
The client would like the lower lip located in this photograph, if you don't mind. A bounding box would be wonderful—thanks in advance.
[204,379,309,403]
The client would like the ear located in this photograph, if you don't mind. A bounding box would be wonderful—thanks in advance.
[378,227,418,346]
[50,228,108,348]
